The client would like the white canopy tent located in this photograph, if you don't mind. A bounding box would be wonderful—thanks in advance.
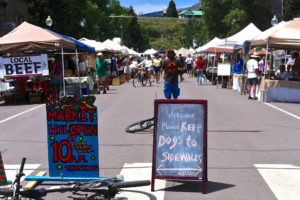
[196,37,223,52]
[175,48,193,57]
[143,48,157,55]
[102,39,123,52]
[220,23,262,46]
[188,47,196,54]
[79,38,111,52]
[251,21,286,47]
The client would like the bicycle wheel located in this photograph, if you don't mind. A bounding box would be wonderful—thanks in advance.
[132,74,139,87]
[126,117,154,133]
[142,75,147,86]
[114,180,150,188]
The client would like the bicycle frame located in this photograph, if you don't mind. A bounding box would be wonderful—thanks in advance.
[0,158,150,200]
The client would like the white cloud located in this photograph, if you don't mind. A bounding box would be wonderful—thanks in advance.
[133,4,168,15]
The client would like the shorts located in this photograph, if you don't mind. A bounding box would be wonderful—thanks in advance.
[164,82,180,99]
[187,64,192,70]
[154,67,161,74]
[96,76,106,84]
[248,78,258,86]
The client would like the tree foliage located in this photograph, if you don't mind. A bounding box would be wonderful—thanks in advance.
[283,0,300,20]
[166,0,178,18]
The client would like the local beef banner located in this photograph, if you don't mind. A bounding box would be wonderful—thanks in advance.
[46,96,99,178]
[0,54,49,78]
[152,99,207,192]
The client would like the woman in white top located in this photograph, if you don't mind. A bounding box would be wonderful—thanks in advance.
[78,54,88,76]
[185,54,194,77]
[137,54,153,85]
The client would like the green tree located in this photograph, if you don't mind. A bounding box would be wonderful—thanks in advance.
[201,0,230,38]
[201,0,272,40]
[165,0,178,18]
[27,0,107,40]
[283,0,300,20]
[124,6,149,52]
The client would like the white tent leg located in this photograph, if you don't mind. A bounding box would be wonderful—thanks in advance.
[261,44,269,102]
[61,47,66,97]
[75,49,82,95]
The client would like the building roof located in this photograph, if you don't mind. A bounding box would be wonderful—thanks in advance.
[179,9,203,16]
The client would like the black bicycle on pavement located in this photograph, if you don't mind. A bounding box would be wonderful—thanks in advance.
[125,117,154,133]
[0,157,150,200]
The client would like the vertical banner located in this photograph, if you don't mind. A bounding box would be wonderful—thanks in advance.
[46,96,99,178]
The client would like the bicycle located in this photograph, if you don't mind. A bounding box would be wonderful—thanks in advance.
[0,157,150,200]
[132,67,147,87]
[125,117,154,133]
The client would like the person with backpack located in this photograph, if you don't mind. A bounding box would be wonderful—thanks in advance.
[162,49,181,99]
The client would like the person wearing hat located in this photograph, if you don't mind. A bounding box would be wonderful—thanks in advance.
[96,52,108,94]
[246,55,259,100]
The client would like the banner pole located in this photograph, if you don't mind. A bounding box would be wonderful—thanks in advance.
[61,47,66,97]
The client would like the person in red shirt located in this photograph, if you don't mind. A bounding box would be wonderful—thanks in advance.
[195,56,206,85]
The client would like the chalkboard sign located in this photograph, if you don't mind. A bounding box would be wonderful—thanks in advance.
[46,95,99,178]
[151,99,207,192]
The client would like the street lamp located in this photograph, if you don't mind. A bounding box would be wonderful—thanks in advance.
[120,25,123,46]
[46,15,53,27]
[271,15,278,26]
[181,36,185,48]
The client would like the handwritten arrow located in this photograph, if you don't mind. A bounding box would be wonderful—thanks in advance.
[156,165,202,176]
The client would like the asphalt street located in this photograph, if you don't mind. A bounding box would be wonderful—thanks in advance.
[0,75,299,200]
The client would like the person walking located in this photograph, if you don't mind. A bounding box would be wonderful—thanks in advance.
[50,54,63,96]
[153,54,162,84]
[137,54,153,86]
[195,56,205,85]
[246,55,259,100]
[185,54,193,77]
[96,53,108,94]
[162,49,181,99]
[177,54,185,81]
[122,56,131,82]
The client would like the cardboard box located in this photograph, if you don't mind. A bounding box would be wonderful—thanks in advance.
[112,77,120,86]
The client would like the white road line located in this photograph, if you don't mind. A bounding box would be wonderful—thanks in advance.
[264,103,300,120]
[116,163,166,200]
[0,104,44,124]
[255,164,300,200]
[4,164,41,183]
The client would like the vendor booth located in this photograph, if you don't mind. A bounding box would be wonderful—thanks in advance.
[251,18,300,103]
[46,30,96,95]
[0,21,76,104]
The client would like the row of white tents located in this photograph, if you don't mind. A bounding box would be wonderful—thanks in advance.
[79,37,140,56]
[80,38,199,57]
[195,17,300,53]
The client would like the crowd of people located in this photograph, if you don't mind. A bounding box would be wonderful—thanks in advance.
[245,50,300,100]
[48,48,300,101]
[93,51,207,99]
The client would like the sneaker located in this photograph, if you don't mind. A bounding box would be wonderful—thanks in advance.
[97,91,100,94]
[103,90,107,94]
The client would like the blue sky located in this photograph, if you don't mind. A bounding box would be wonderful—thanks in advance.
[119,0,200,14]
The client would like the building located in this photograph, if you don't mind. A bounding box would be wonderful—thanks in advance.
[178,9,203,19]
[0,0,28,37]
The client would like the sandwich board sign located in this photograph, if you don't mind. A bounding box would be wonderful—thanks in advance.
[151,99,207,193]
[46,96,99,178]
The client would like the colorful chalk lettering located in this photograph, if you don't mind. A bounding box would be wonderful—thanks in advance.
[152,99,207,187]
[47,95,99,178]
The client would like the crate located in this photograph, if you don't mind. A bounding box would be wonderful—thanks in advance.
[4,94,14,104]
[120,75,126,84]
[112,77,120,86]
